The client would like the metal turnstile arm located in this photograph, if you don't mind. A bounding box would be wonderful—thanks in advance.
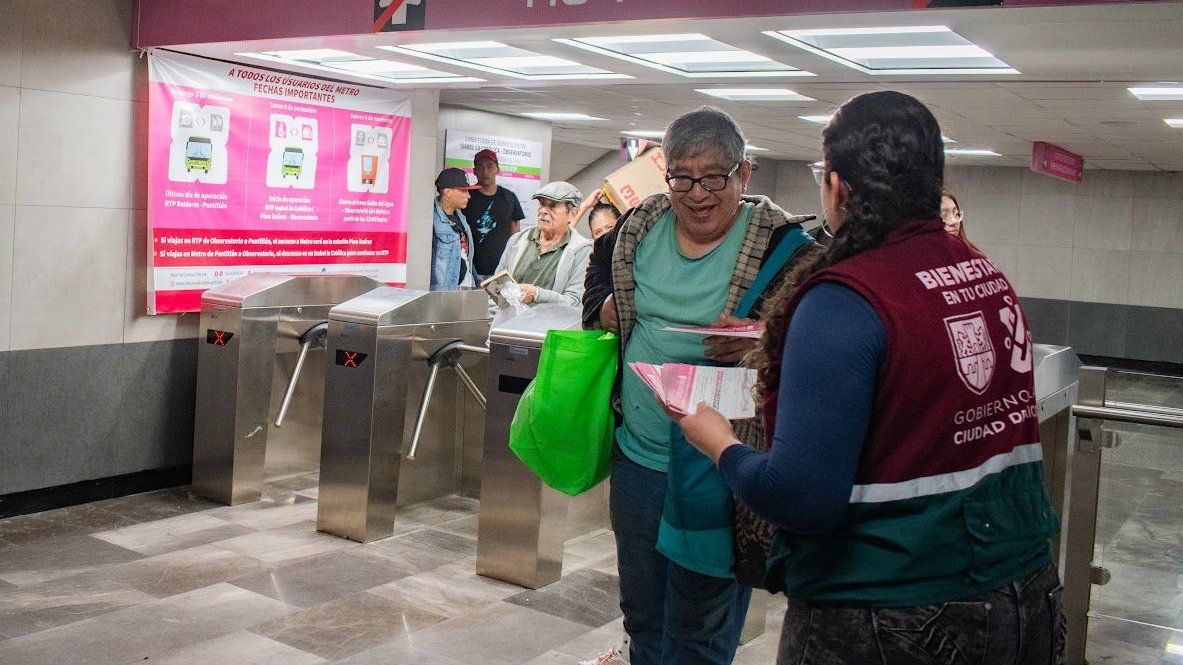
[275,322,328,428]
[405,340,487,460]
[407,362,442,461]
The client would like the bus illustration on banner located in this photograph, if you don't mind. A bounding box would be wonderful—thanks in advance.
[185,137,213,173]
[282,147,305,178]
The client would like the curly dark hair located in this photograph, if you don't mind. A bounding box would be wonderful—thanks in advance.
[751,91,945,386]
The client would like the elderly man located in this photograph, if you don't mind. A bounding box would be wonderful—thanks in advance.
[465,149,526,283]
[493,181,591,308]
[581,107,818,665]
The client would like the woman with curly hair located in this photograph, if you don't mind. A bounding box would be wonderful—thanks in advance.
[669,91,1064,664]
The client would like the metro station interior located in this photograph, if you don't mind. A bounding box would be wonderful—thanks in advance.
[1,1,1182,664]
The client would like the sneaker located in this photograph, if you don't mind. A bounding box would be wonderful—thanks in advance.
[577,646,627,665]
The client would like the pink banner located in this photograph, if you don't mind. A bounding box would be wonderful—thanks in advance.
[1030,141,1084,184]
[147,51,412,313]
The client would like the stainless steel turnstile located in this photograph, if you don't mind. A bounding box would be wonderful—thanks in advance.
[476,305,612,589]
[1032,343,1083,563]
[317,287,490,543]
[192,273,383,505]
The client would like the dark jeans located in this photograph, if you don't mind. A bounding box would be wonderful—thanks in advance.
[611,445,752,665]
[777,561,1066,665]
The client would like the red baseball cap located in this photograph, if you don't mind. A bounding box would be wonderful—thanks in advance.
[473,149,499,167]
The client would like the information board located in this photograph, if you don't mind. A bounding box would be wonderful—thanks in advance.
[443,130,544,228]
[146,50,412,314]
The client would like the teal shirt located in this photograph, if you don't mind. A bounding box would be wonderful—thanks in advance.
[617,203,753,472]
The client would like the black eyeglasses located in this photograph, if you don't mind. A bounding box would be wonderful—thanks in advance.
[665,163,741,193]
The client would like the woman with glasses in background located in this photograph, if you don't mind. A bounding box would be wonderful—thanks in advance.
[671,91,1064,664]
[942,189,980,252]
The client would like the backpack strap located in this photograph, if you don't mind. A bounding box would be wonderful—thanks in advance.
[735,226,812,319]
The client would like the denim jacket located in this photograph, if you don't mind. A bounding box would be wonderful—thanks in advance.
[431,199,475,289]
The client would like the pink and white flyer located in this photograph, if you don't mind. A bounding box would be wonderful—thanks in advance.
[628,362,757,419]
[146,50,413,313]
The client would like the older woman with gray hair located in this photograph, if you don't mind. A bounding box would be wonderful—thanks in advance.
[581,107,819,665]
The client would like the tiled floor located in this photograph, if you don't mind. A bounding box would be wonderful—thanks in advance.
[0,370,1178,664]
[0,481,785,664]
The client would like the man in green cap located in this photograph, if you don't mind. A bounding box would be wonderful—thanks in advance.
[492,181,592,308]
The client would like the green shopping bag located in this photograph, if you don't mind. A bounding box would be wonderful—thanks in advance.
[509,330,619,496]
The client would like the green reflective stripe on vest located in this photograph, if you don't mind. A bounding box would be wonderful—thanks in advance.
[779,461,1059,606]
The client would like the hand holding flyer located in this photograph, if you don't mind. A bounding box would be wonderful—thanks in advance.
[628,362,756,419]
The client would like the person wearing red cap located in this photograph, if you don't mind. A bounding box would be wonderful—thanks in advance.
[464,148,526,283]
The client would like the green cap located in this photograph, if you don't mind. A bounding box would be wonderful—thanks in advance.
[532,181,583,207]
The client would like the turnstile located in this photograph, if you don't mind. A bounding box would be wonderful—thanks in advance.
[192,273,383,505]
[1032,343,1083,565]
[317,287,490,543]
[476,305,611,589]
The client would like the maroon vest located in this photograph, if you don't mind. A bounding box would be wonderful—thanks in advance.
[765,219,1040,485]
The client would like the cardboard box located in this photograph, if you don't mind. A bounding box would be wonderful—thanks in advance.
[602,147,668,212]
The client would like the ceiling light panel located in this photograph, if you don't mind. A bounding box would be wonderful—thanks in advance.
[380,42,627,80]
[240,52,484,84]
[557,34,811,78]
[799,114,832,124]
[697,88,815,101]
[623,130,666,138]
[1129,86,1183,100]
[765,26,1018,75]
[521,112,606,121]
[1166,119,1183,128]
[946,148,1001,156]
[261,49,367,63]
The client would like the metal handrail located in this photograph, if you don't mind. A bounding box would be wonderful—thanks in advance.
[1071,404,1183,429]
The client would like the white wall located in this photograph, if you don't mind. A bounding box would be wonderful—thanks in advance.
[405,90,441,290]
[0,0,446,348]
[0,0,173,352]
[768,159,1183,310]
[551,141,613,183]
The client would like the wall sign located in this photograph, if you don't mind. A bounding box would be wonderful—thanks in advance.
[1031,141,1084,183]
[147,50,412,313]
[443,131,545,227]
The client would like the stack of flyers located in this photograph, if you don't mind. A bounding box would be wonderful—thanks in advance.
[628,362,757,419]
[661,323,764,339]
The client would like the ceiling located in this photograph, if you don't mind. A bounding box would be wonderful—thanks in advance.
[176,3,1183,170]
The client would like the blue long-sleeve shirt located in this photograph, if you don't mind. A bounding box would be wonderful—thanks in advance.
[718,282,886,534]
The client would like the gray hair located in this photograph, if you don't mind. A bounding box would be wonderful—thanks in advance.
[662,106,747,165]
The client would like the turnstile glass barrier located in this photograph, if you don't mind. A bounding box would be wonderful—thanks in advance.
[1063,367,1183,665]
[476,304,611,589]
[317,287,490,543]
[192,273,384,505]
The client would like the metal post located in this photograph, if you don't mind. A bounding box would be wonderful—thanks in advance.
[1063,366,1107,665]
